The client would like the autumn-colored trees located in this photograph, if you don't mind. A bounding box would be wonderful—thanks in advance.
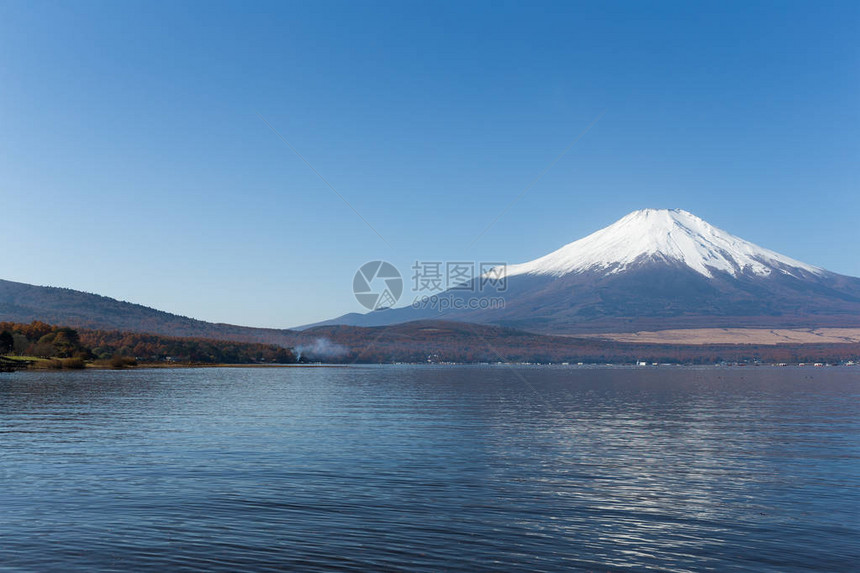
[0,321,91,358]
[79,330,296,363]
[0,321,297,364]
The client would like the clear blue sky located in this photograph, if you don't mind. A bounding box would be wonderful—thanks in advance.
[1,0,857,328]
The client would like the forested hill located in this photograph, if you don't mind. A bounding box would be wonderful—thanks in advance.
[0,278,296,346]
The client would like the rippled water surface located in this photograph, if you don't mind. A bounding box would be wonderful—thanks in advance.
[1,366,858,571]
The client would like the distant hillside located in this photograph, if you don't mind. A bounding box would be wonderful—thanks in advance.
[0,279,296,346]
[298,320,860,365]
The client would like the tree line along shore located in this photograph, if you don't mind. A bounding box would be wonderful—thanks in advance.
[0,321,297,370]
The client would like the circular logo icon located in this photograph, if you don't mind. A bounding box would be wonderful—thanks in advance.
[353,261,403,310]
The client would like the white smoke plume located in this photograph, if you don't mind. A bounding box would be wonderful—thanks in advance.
[294,338,349,361]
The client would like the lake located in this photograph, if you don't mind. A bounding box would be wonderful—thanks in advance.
[1,366,858,572]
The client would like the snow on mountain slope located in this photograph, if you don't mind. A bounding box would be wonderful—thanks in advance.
[504,209,823,279]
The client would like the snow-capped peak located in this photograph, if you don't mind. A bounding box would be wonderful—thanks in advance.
[504,209,823,279]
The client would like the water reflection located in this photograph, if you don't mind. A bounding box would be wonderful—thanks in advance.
[0,366,858,571]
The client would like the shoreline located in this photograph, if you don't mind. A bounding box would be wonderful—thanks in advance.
[5,361,856,372]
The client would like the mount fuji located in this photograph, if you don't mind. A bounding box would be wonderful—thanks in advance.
[308,209,860,333]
